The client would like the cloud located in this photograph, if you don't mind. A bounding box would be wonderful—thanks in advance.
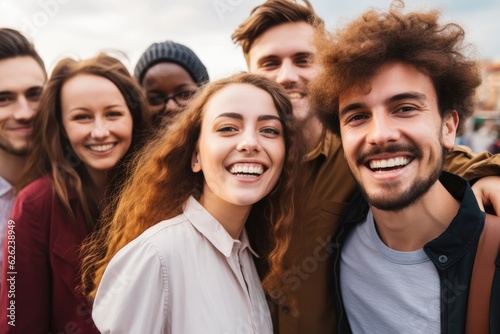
[1,0,499,79]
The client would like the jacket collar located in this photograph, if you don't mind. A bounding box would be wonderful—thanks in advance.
[423,172,484,269]
[304,130,335,162]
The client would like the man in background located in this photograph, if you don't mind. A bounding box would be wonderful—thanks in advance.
[0,28,46,279]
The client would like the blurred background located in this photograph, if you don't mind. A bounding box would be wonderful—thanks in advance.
[1,0,499,152]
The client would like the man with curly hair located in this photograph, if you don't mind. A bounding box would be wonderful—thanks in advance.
[310,2,500,332]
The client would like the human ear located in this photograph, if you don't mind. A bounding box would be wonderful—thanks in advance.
[442,110,459,150]
[191,147,201,173]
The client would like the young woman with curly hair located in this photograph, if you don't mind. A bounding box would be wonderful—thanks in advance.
[84,72,306,333]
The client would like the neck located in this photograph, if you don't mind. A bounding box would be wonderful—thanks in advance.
[371,180,460,251]
[199,195,250,239]
[0,149,27,186]
[302,116,324,152]
[86,168,108,203]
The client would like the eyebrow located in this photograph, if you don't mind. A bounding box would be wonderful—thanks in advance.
[215,112,282,122]
[339,91,428,117]
[257,52,313,64]
[0,85,44,95]
[68,104,126,113]
[147,84,197,94]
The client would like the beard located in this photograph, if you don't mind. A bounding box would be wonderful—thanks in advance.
[0,140,29,157]
[357,145,446,212]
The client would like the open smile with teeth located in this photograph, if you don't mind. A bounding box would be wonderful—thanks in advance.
[228,163,266,177]
[368,156,412,171]
[287,92,304,100]
[87,143,116,152]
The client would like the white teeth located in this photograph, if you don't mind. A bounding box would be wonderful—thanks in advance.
[229,164,264,175]
[288,92,303,99]
[369,157,410,170]
[89,144,114,152]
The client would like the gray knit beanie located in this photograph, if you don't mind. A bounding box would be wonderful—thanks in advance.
[134,41,209,85]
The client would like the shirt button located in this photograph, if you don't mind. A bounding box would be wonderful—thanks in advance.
[438,255,448,263]
[282,306,290,314]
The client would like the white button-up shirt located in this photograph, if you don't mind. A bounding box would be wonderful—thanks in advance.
[0,176,16,280]
[93,196,273,334]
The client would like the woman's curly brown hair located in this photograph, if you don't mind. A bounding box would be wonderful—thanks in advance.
[81,73,307,308]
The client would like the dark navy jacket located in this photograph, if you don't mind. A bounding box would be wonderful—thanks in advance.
[331,172,500,333]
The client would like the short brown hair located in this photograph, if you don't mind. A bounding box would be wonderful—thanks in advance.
[232,0,323,64]
[0,28,46,76]
[311,0,481,136]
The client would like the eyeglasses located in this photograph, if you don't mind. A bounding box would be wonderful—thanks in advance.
[147,90,197,108]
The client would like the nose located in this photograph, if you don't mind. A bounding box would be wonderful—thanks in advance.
[91,120,110,140]
[275,59,299,85]
[236,133,261,153]
[13,96,36,121]
[366,112,400,146]
[164,98,179,113]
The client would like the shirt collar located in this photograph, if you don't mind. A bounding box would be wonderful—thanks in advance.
[0,176,14,197]
[304,130,334,162]
[183,196,259,258]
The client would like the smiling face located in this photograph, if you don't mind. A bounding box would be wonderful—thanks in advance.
[248,21,318,121]
[192,83,285,213]
[0,56,45,156]
[339,61,458,211]
[61,74,133,183]
[142,62,198,124]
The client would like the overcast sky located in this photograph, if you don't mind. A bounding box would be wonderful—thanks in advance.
[1,0,500,80]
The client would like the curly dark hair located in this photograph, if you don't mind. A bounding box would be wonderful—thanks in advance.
[310,0,481,136]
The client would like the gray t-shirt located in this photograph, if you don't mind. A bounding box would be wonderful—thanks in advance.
[340,210,441,334]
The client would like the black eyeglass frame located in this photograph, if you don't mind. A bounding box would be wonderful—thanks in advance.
[147,90,197,108]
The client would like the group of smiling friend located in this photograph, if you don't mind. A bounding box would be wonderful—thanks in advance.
[1,0,500,333]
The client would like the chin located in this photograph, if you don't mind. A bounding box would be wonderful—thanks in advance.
[291,101,310,121]
[231,196,265,207]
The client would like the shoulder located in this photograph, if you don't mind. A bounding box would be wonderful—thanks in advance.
[17,177,53,202]
[12,177,55,216]
[112,214,205,267]
[136,214,197,250]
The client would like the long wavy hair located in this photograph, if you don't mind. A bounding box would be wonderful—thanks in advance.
[18,53,149,229]
[81,72,306,303]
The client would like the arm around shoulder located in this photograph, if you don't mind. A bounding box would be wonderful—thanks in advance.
[444,145,500,182]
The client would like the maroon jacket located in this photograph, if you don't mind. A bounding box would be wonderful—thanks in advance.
[1,177,98,333]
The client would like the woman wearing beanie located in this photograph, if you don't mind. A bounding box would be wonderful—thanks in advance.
[134,41,209,127]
